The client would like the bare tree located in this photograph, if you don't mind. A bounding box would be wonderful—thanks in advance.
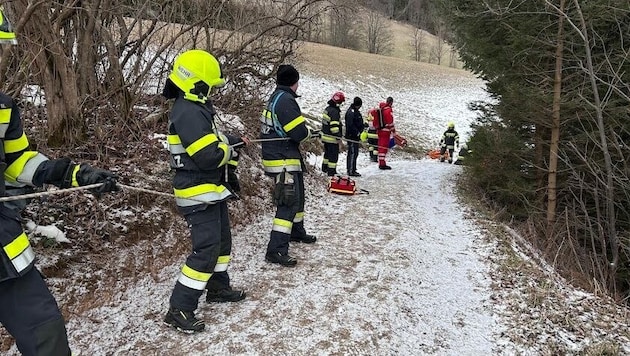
[429,20,447,65]
[411,27,426,61]
[546,0,565,231]
[0,0,330,146]
[362,7,392,54]
[326,1,360,50]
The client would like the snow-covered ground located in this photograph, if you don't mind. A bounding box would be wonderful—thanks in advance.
[5,55,630,355]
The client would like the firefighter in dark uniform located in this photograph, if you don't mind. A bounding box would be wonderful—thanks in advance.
[439,122,459,164]
[366,122,379,162]
[0,10,118,354]
[454,144,471,165]
[162,49,248,333]
[321,91,345,176]
[344,96,365,176]
[260,64,317,267]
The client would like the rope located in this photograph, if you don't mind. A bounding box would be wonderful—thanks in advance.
[230,135,396,151]
[0,182,228,205]
[0,134,403,203]
[0,183,104,202]
[117,183,175,199]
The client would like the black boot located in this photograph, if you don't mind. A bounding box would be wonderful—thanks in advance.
[379,165,392,170]
[265,252,298,267]
[164,308,205,333]
[349,171,361,177]
[206,286,246,303]
[290,234,317,244]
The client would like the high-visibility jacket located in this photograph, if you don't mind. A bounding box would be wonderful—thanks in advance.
[167,95,240,210]
[321,101,342,144]
[0,92,87,282]
[260,86,312,174]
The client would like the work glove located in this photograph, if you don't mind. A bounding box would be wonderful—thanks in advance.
[309,130,321,139]
[360,130,368,142]
[76,164,119,196]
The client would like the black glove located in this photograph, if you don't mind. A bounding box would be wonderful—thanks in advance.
[227,167,240,193]
[310,130,321,139]
[76,164,119,195]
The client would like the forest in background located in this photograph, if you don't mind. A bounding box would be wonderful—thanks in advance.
[437,0,630,302]
[1,0,629,305]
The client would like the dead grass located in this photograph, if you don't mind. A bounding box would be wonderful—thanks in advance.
[297,40,464,84]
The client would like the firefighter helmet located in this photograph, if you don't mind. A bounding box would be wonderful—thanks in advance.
[447,122,455,129]
[168,49,225,104]
[0,7,17,44]
[332,91,345,104]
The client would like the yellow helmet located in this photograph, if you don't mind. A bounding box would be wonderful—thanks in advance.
[168,49,225,103]
[0,7,17,44]
[447,121,455,129]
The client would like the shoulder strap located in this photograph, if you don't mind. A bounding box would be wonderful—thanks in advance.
[269,91,287,138]
[377,108,385,129]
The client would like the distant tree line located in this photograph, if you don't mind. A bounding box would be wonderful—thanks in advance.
[0,0,333,148]
[0,0,448,152]
[436,0,630,301]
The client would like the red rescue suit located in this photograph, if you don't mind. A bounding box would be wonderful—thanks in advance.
[374,102,395,167]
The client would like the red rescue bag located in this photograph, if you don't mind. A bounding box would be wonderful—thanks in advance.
[393,133,408,148]
[427,149,442,159]
[328,176,356,195]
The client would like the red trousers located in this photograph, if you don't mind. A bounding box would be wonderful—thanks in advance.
[377,130,390,166]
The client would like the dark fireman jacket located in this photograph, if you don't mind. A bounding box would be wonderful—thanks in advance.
[167,96,240,210]
[440,128,460,149]
[260,86,311,174]
[1,93,100,282]
[344,105,364,141]
[321,101,342,144]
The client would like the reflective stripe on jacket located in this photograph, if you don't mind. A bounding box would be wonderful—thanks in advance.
[260,86,311,174]
[321,103,341,144]
[1,93,44,281]
[441,129,459,148]
[167,96,235,207]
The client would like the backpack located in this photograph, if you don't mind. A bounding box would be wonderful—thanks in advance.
[370,108,385,130]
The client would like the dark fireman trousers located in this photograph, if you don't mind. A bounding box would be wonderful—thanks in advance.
[323,142,339,175]
[346,141,360,173]
[169,202,232,312]
[267,171,306,254]
[0,268,71,356]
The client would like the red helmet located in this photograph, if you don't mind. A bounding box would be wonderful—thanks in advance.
[332,91,345,104]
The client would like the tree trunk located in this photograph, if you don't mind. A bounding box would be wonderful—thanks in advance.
[546,0,565,232]
[572,0,618,284]
[15,1,84,146]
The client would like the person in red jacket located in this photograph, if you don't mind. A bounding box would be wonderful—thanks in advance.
[374,97,395,170]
